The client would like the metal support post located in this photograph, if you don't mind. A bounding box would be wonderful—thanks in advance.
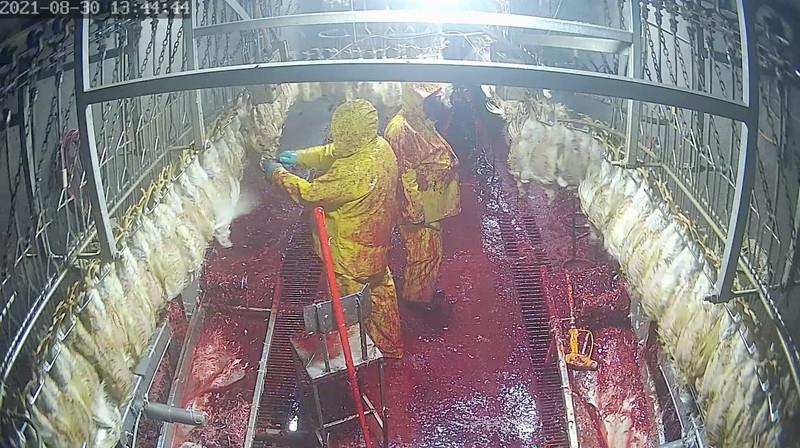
[74,18,118,262]
[707,0,759,303]
[17,84,39,218]
[624,0,643,167]
[183,15,206,148]
[781,190,800,288]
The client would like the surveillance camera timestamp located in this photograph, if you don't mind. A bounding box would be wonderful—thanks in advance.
[0,1,192,17]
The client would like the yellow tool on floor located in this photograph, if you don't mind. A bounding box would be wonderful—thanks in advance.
[564,271,598,371]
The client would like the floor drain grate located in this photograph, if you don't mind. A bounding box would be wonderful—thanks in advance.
[498,215,569,448]
[254,223,323,437]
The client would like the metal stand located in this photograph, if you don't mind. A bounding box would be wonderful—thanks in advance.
[562,187,596,266]
[290,287,388,448]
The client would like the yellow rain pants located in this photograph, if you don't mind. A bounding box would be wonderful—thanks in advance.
[272,99,404,357]
[335,268,403,359]
[398,221,443,303]
[385,84,460,303]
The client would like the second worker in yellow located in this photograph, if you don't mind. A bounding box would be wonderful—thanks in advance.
[385,83,461,315]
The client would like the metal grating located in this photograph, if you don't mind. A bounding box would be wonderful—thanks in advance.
[498,213,569,448]
[253,223,323,439]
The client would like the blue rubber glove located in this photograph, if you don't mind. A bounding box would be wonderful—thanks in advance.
[260,157,283,178]
[278,151,298,166]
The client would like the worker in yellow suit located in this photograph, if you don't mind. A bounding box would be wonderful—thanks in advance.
[384,83,461,313]
[261,99,404,358]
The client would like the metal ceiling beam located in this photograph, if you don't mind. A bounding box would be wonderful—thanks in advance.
[74,17,118,262]
[81,59,749,122]
[709,0,760,304]
[193,10,632,43]
[518,34,628,53]
[623,0,643,167]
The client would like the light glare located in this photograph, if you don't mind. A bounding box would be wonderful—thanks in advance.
[406,0,463,10]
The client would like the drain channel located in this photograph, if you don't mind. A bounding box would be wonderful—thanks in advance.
[253,224,323,444]
[498,215,569,448]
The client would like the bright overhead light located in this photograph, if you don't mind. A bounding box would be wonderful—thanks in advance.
[406,0,465,10]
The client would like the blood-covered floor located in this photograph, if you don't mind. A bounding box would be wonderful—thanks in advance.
[145,99,671,448]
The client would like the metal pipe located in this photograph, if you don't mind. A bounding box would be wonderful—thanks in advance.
[193,10,632,42]
[554,326,579,448]
[182,16,206,149]
[81,59,750,122]
[73,17,118,262]
[143,402,207,426]
[710,0,759,303]
[624,0,643,167]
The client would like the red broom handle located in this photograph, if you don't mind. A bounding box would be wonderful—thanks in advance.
[313,207,374,448]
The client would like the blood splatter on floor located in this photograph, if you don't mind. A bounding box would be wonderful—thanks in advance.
[330,177,542,448]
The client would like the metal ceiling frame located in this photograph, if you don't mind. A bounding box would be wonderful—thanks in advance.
[79,59,750,120]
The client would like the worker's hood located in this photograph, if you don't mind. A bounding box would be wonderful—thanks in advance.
[330,99,379,158]
[401,83,443,128]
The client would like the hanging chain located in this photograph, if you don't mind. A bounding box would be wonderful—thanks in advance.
[139,18,158,76]
[168,19,183,74]
[643,1,660,82]
[222,4,231,67]
[201,0,212,67]
[154,17,173,76]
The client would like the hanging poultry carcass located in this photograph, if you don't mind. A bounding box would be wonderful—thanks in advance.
[114,246,160,337]
[251,100,288,159]
[361,81,404,114]
[164,183,211,273]
[200,140,244,248]
[129,212,173,311]
[30,342,102,446]
[296,82,324,103]
[577,161,799,445]
[148,198,192,298]
[505,106,602,199]
[175,168,215,242]
[72,286,135,404]
[93,267,152,359]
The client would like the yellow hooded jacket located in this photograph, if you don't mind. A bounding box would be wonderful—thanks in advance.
[273,99,398,279]
[385,83,460,225]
